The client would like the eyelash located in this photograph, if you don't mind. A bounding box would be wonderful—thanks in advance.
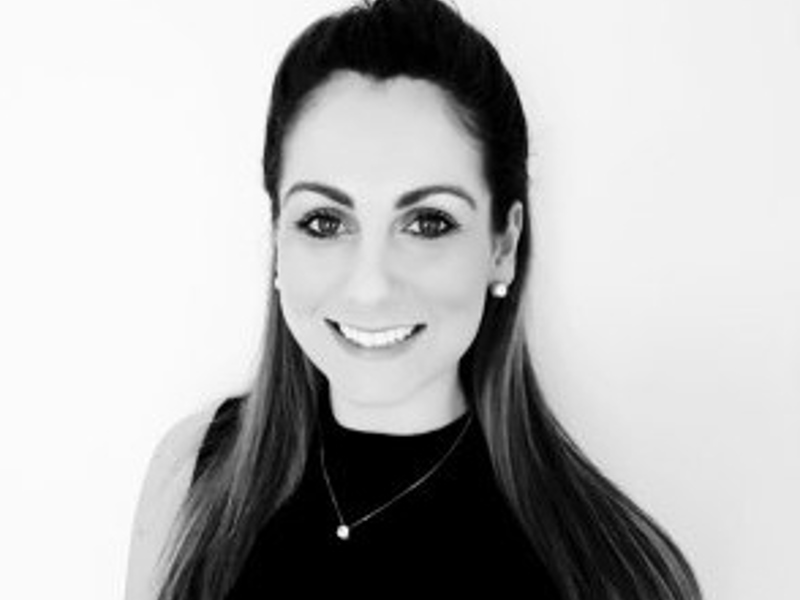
[294,208,461,240]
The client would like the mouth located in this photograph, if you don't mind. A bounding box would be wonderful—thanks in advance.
[325,319,426,351]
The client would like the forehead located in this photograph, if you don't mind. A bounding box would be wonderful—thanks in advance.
[279,72,489,204]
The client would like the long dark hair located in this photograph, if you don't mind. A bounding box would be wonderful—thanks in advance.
[156,1,702,598]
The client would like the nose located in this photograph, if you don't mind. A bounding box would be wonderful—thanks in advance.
[343,239,395,305]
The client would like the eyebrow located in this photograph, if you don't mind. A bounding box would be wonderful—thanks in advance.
[282,181,478,211]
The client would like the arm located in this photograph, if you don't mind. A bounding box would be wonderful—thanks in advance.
[124,407,213,600]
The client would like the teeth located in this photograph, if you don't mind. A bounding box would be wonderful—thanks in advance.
[337,323,417,348]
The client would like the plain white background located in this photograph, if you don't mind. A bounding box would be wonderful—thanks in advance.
[1,0,798,598]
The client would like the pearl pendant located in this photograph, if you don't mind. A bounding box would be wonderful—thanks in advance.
[336,525,350,540]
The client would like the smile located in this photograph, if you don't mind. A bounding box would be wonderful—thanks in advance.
[325,319,426,350]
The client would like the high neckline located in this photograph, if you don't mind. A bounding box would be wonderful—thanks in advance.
[315,400,476,521]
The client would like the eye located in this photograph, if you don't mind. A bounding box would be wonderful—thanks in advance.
[405,209,460,239]
[294,208,346,239]
[293,207,460,240]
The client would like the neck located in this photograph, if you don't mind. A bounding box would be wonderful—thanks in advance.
[329,375,467,435]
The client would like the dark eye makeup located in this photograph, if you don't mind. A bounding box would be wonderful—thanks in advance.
[293,207,461,240]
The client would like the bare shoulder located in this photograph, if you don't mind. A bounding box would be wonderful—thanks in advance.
[124,402,219,600]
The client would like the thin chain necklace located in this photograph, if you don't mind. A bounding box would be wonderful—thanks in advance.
[319,413,473,541]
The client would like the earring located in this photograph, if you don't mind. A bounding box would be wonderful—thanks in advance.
[490,282,508,298]
[274,276,281,291]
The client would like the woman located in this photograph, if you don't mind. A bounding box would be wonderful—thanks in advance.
[126,0,703,598]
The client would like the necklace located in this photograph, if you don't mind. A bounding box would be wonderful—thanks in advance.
[319,413,473,541]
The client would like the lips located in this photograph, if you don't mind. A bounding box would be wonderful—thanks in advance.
[325,319,426,350]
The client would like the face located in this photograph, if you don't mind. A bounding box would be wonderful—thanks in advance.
[274,72,520,432]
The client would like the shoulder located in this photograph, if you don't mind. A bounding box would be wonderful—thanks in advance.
[124,401,221,600]
[155,404,218,476]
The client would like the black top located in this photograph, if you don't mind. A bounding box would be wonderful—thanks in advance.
[193,396,562,598]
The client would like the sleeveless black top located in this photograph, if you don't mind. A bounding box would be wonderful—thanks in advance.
[193,396,562,598]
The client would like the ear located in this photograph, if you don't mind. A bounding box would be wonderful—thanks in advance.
[491,201,524,285]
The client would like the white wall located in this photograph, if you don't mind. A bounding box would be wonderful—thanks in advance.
[0,1,797,598]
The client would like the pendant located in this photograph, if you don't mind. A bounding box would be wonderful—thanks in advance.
[336,524,350,540]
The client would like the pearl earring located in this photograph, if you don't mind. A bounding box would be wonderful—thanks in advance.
[491,282,508,298]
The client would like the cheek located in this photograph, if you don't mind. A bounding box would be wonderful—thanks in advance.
[415,237,491,310]
[414,241,491,366]
[406,239,492,362]
[275,237,341,316]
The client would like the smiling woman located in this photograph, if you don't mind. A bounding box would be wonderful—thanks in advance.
[125,1,703,599]
[274,73,513,435]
